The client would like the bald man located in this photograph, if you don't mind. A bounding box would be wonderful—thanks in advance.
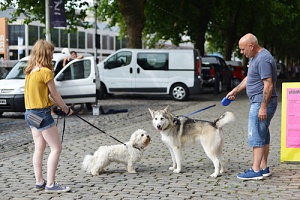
[226,33,278,180]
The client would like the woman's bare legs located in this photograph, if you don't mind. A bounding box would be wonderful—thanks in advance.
[31,127,46,185]
[41,126,62,186]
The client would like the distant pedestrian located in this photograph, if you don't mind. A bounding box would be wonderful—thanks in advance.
[24,39,74,193]
[226,33,278,180]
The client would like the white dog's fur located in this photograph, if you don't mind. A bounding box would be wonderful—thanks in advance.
[82,129,151,175]
[149,106,235,178]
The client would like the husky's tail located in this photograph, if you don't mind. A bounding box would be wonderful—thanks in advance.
[215,111,235,128]
[82,154,94,173]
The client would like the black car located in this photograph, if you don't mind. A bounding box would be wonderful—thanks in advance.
[201,56,233,94]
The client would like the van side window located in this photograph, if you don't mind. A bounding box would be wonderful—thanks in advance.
[62,60,91,80]
[137,53,168,70]
[105,51,132,69]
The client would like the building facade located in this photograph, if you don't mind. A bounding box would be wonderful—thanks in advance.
[0,8,125,65]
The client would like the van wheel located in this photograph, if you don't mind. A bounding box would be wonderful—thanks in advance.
[99,84,107,99]
[170,84,188,101]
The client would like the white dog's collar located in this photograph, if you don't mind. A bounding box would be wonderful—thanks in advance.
[133,145,143,151]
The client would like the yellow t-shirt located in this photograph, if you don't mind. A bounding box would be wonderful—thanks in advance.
[24,67,54,109]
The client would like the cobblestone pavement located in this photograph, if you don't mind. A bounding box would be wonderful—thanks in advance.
[1,83,300,200]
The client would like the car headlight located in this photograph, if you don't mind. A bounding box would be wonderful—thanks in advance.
[16,87,25,94]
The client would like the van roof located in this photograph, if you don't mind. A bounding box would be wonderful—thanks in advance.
[115,48,197,52]
[20,53,69,62]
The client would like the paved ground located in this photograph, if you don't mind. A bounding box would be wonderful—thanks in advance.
[1,82,300,200]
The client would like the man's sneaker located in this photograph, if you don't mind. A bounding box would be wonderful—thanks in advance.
[261,167,271,177]
[34,180,46,191]
[45,182,71,193]
[237,168,264,180]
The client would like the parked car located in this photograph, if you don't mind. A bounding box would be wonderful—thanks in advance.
[201,56,233,94]
[225,61,246,87]
[0,51,100,116]
[98,48,203,101]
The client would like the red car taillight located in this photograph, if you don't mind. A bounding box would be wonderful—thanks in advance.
[210,68,215,78]
[195,59,201,76]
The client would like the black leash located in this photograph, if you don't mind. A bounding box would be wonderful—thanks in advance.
[54,113,66,144]
[74,114,126,145]
[179,104,216,118]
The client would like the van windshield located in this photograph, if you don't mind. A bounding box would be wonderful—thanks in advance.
[5,60,56,79]
[5,61,28,79]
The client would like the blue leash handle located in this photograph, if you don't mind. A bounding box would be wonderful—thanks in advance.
[183,104,216,117]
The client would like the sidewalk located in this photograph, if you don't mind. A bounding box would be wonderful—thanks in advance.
[1,85,300,199]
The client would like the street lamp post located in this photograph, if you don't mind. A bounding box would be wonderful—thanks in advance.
[94,0,98,60]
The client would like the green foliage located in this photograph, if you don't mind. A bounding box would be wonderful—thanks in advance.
[97,0,126,36]
[2,0,300,61]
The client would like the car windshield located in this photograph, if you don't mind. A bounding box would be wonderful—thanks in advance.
[5,60,56,79]
[202,57,218,64]
[5,61,28,79]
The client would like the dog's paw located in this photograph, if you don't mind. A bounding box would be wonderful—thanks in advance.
[169,167,175,171]
[220,168,227,174]
[210,173,219,178]
[128,170,137,173]
[173,169,181,173]
[91,172,98,176]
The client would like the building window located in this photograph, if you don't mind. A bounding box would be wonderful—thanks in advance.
[102,35,107,49]
[96,34,100,49]
[8,25,25,45]
[51,29,59,47]
[28,25,39,45]
[109,36,114,50]
[87,33,93,49]
[115,36,127,50]
[78,32,85,49]
[39,27,46,39]
[60,29,68,48]
[70,32,77,48]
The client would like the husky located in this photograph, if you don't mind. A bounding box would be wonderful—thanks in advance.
[149,106,235,178]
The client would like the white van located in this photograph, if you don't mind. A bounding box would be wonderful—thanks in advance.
[98,48,203,101]
[0,52,100,116]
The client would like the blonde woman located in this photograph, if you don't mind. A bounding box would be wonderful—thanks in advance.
[24,39,73,193]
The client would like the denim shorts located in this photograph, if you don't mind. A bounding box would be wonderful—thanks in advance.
[25,107,55,131]
[248,98,278,147]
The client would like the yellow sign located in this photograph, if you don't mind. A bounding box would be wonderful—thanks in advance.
[280,82,300,162]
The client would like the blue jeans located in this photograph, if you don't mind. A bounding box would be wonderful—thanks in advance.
[25,107,55,131]
[248,98,278,147]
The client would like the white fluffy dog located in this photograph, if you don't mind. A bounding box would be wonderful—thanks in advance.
[82,129,151,175]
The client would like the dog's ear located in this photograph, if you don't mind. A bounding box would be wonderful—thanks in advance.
[129,132,138,144]
[164,105,169,112]
[148,108,155,118]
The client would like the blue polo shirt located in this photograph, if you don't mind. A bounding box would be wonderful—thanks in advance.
[246,48,278,103]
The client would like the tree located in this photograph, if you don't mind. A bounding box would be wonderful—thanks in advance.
[97,0,146,48]
[144,0,215,56]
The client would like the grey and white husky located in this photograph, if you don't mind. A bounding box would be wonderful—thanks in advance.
[149,106,235,178]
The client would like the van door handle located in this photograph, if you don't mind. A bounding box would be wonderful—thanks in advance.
[130,68,132,73]
[137,68,140,74]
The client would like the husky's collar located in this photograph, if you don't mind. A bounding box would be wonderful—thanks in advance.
[173,117,181,125]
[161,117,181,131]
